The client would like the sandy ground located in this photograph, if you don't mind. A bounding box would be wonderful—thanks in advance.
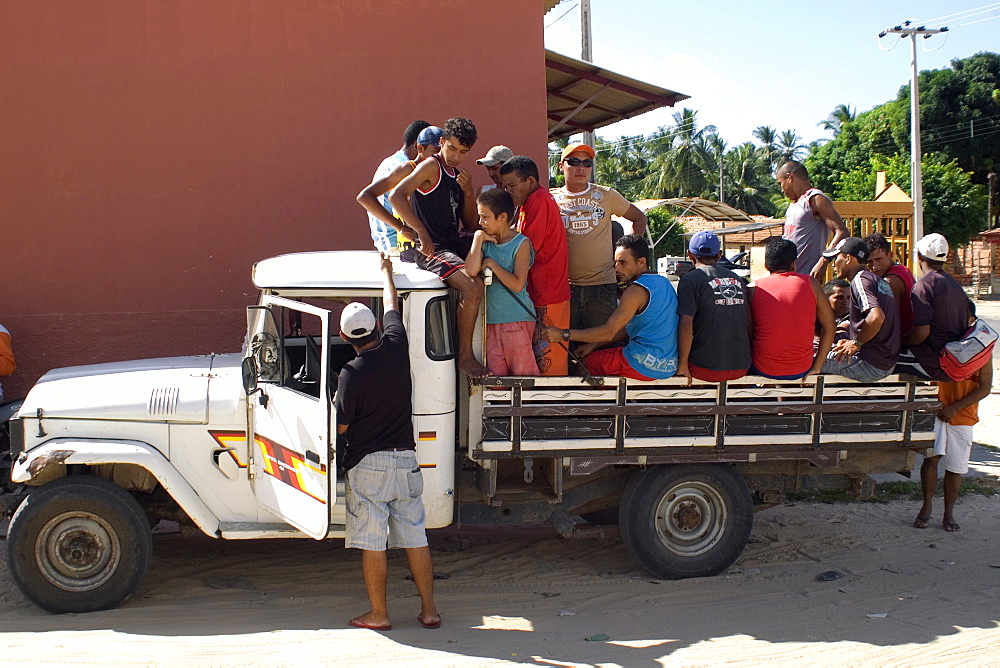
[2,306,1000,665]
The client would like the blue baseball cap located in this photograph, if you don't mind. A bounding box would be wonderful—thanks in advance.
[689,230,721,256]
[417,126,442,148]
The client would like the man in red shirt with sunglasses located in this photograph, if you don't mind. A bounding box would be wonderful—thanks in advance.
[551,143,648,339]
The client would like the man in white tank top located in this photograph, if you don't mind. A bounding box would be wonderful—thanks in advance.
[777,160,848,280]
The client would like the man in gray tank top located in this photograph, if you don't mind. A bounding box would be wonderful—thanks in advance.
[777,160,848,280]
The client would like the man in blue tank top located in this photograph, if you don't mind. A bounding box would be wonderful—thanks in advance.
[542,234,678,380]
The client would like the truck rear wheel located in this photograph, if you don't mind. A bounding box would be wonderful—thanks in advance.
[6,475,152,613]
[619,464,753,579]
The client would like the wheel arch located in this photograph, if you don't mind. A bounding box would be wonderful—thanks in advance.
[11,439,220,536]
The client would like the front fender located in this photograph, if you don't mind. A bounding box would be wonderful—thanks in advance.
[12,439,221,536]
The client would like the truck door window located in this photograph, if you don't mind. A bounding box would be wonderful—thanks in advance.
[425,295,456,361]
[247,306,284,383]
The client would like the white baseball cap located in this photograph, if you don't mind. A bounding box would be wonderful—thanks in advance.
[340,303,377,338]
[476,145,513,166]
[916,233,949,261]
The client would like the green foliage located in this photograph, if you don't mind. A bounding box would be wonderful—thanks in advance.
[808,52,1000,190]
[647,207,685,259]
[832,153,988,247]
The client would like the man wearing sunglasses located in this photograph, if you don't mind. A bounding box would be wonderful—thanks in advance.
[551,143,648,338]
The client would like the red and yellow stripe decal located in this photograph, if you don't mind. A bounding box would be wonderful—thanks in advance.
[209,430,327,504]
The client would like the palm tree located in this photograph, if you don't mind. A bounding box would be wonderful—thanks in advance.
[752,125,780,168]
[777,130,806,163]
[723,142,777,216]
[818,104,856,137]
[641,108,716,198]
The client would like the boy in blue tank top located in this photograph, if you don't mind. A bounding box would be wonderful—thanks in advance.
[465,189,540,376]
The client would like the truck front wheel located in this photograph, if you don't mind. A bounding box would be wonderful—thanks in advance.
[619,464,753,579]
[6,475,152,613]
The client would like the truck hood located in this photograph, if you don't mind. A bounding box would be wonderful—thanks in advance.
[20,354,233,423]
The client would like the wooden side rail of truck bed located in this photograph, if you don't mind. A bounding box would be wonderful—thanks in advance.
[467,374,938,459]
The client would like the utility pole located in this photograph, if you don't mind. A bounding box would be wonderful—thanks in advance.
[880,21,948,267]
[580,0,596,150]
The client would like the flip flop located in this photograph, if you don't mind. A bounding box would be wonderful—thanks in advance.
[349,615,392,631]
[418,614,442,629]
[943,521,961,532]
[913,515,930,529]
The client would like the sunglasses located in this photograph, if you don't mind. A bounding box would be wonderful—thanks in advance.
[564,158,594,167]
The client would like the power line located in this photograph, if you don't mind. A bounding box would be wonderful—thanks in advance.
[919,2,1000,27]
[544,2,578,30]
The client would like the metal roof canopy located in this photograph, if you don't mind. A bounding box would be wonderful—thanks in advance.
[634,197,756,223]
[546,50,688,140]
[681,220,785,238]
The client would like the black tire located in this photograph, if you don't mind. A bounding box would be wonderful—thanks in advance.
[6,475,152,613]
[619,464,753,580]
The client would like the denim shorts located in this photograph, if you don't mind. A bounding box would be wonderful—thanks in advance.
[821,354,892,382]
[570,283,618,331]
[345,450,427,551]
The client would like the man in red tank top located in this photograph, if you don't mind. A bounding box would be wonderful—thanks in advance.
[749,238,836,379]
[864,232,915,335]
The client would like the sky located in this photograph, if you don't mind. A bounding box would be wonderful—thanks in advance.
[544,0,1000,148]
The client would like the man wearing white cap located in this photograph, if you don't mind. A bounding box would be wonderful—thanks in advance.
[896,233,971,380]
[335,254,440,632]
[475,145,513,198]
[551,142,648,335]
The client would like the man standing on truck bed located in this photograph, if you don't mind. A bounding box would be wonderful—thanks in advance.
[777,160,849,279]
[551,143,648,335]
[335,254,441,631]
[390,117,490,379]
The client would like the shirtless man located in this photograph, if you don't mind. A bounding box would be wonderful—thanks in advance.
[390,117,489,378]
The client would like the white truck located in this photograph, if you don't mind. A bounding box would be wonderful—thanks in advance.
[1,251,939,613]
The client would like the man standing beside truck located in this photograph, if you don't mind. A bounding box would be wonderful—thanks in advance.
[335,254,441,631]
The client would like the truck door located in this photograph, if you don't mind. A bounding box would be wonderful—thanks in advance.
[246,296,332,539]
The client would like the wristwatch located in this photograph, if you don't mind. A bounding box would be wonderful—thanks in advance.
[562,329,571,341]
[854,339,864,349]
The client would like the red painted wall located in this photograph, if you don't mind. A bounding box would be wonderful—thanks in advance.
[0,0,548,399]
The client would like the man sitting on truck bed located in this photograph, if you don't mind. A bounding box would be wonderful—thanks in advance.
[820,237,900,382]
[542,234,678,380]
[749,237,836,379]
[676,231,752,384]
[335,254,441,631]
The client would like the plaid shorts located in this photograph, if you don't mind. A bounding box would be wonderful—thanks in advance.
[345,450,428,551]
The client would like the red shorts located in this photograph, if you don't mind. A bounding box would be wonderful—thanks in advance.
[689,364,748,382]
[583,346,654,381]
[486,321,539,376]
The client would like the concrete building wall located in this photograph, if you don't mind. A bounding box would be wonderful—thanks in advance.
[0,0,548,399]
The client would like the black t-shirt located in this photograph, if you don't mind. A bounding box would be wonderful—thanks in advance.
[908,269,969,380]
[335,310,414,471]
[677,264,751,371]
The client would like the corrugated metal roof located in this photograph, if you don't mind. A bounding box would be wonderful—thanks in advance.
[546,50,688,140]
[632,198,756,223]
[544,0,564,14]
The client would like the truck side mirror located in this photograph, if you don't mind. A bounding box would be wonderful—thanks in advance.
[241,356,260,395]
